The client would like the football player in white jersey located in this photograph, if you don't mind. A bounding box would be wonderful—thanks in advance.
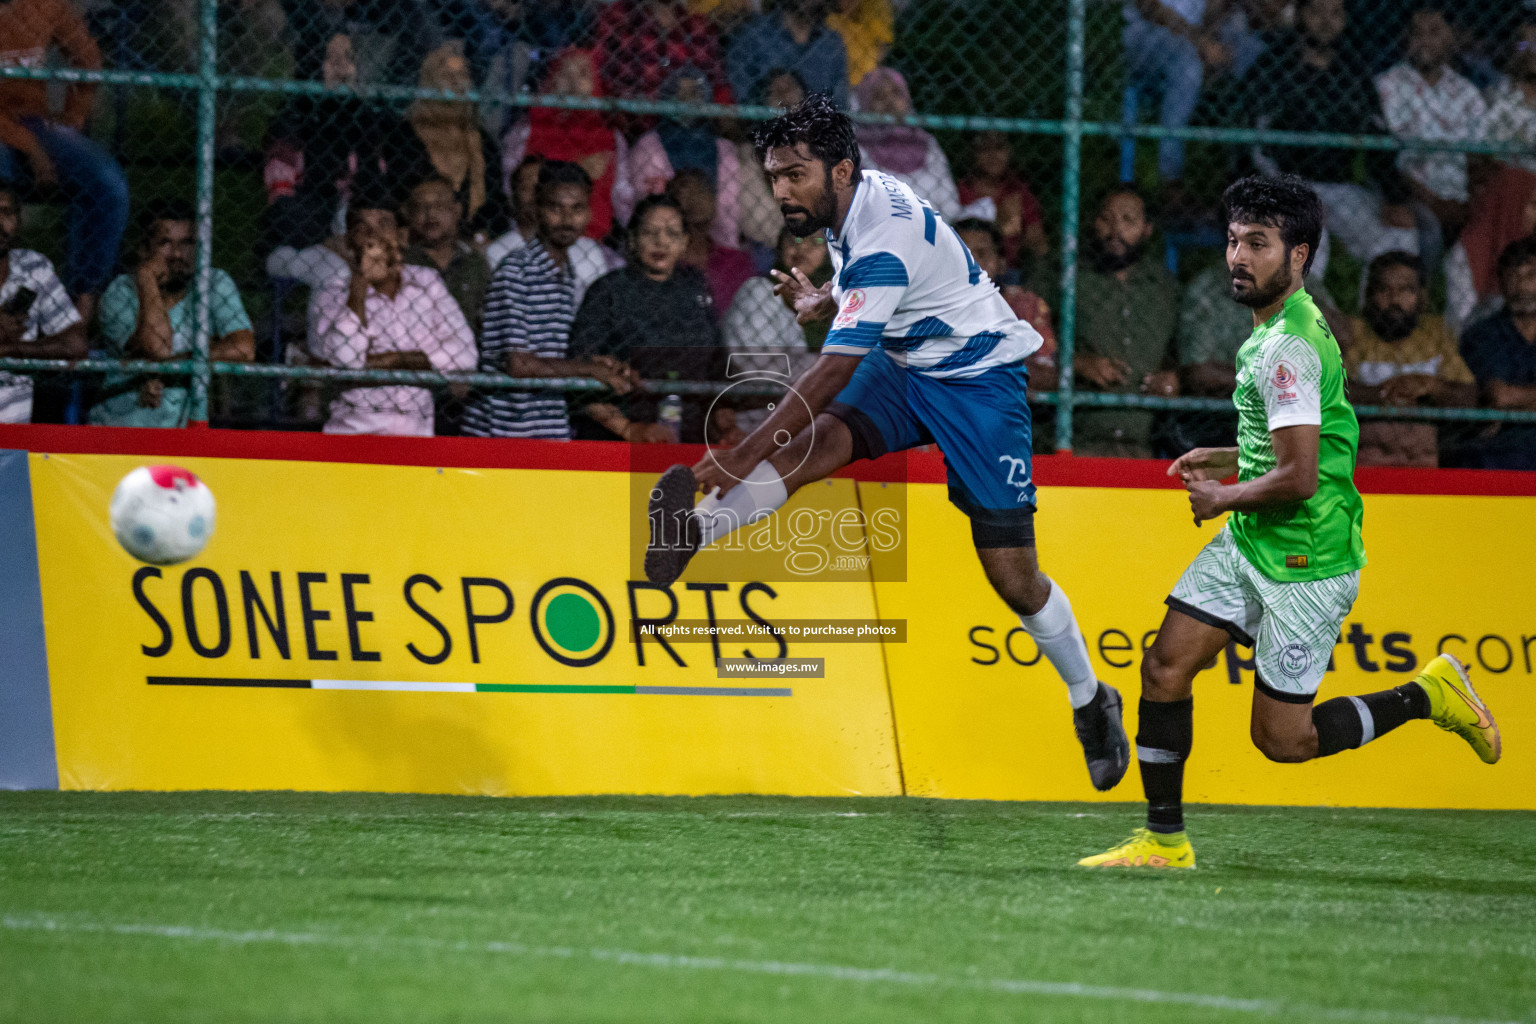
[644,95,1128,791]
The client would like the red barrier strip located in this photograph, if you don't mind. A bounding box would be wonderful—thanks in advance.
[2,423,1534,496]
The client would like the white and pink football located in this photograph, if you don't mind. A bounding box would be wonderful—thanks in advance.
[109,465,217,565]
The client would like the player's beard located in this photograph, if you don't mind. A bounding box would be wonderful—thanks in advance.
[1364,303,1419,341]
[1229,260,1292,308]
[779,167,838,236]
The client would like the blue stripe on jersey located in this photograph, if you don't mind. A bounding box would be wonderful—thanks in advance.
[928,331,1004,371]
[824,320,886,349]
[832,234,851,263]
[956,228,982,285]
[904,316,954,339]
[879,334,924,352]
[839,253,909,289]
[922,206,936,244]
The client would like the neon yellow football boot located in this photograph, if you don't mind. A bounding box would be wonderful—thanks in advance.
[1077,828,1195,869]
[1416,654,1501,764]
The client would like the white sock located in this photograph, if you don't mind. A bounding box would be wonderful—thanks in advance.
[692,460,788,547]
[1018,579,1099,708]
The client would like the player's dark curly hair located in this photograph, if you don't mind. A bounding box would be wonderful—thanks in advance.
[752,93,861,175]
[1221,174,1323,275]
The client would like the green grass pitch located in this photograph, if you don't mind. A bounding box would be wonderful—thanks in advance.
[1,792,1533,1024]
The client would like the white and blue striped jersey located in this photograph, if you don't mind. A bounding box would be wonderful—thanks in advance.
[822,170,1042,378]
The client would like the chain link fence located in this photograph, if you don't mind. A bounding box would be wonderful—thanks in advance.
[1,0,1535,468]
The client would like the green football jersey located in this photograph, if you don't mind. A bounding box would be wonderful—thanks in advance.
[1229,288,1367,582]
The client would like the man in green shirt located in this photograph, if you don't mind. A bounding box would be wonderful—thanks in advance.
[91,201,255,428]
[1080,176,1502,870]
[1176,256,1349,451]
[1072,184,1181,457]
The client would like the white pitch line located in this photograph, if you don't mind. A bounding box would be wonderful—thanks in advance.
[0,914,1525,1024]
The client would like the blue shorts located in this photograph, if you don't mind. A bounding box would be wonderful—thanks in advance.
[827,352,1036,548]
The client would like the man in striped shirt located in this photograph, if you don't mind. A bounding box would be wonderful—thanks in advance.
[646,96,1130,794]
[462,162,638,440]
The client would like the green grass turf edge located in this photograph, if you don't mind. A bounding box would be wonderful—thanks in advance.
[1,792,1533,1024]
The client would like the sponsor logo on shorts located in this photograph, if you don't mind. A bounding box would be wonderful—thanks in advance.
[1279,643,1312,679]
[1285,555,1309,568]
[997,454,1032,500]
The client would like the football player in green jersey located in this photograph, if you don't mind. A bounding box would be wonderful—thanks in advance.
[1080,176,1500,870]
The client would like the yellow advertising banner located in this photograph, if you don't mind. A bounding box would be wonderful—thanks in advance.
[19,439,1534,810]
[28,453,902,798]
[870,480,1536,810]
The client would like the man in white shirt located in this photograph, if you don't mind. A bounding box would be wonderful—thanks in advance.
[0,186,85,422]
[1375,6,1488,267]
[310,204,477,436]
[1478,20,1536,175]
[645,96,1131,795]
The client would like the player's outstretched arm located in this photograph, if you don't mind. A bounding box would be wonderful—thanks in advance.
[694,352,863,495]
[1184,426,1318,525]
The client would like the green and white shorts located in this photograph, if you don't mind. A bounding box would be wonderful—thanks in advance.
[1166,527,1358,702]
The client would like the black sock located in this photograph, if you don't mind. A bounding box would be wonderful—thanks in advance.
[1313,683,1431,757]
[1137,697,1193,834]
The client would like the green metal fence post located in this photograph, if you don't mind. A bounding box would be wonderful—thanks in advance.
[189,0,218,425]
[1056,0,1087,453]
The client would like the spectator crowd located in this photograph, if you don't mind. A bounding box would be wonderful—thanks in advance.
[0,0,1532,469]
